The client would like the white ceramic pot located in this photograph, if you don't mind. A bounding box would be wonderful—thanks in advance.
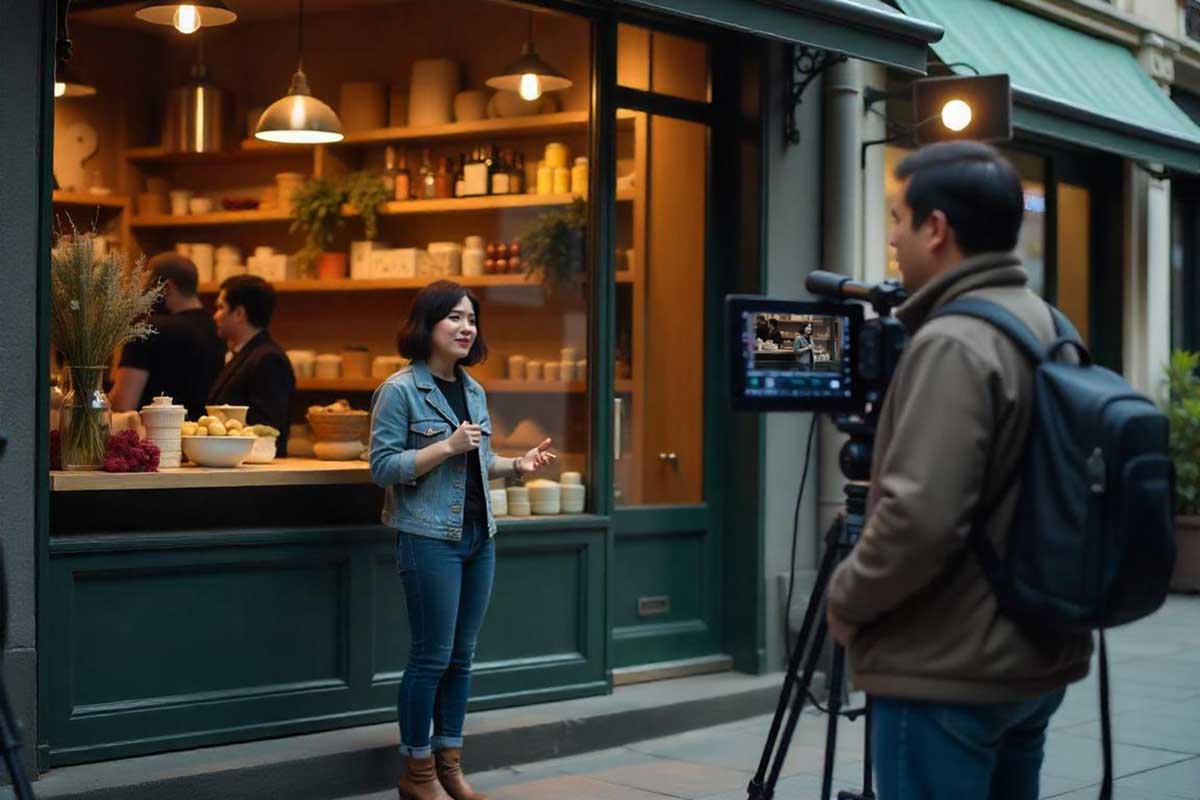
[453,90,489,122]
[205,404,249,424]
[181,435,255,468]
[245,435,279,464]
[139,396,186,469]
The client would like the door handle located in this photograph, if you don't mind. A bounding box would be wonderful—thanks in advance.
[658,452,678,464]
[613,397,623,461]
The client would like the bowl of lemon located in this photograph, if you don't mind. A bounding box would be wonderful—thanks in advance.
[180,415,258,467]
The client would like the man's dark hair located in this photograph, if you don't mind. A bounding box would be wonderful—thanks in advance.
[397,280,488,366]
[148,252,199,297]
[220,274,276,329]
[768,319,780,329]
[895,141,1024,255]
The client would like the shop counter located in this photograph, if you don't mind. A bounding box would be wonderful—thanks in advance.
[50,457,374,492]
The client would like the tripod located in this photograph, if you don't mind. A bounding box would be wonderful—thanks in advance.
[0,429,36,799]
[748,421,876,800]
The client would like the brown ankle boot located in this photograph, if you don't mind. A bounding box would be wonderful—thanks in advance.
[435,748,488,800]
[398,754,453,800]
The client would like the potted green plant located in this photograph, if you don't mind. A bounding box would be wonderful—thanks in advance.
[1164,349,1200,591]
[50,232,162,470]
[519,197,587,296]
[290,176,347,279]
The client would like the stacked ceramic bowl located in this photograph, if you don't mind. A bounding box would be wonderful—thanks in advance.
[526,479,561,515]
[506,486,530,517]
[490,488,508,516]
[561,472,586,514]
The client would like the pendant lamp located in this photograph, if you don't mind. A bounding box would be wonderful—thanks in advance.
[486,11,572,102]
[255,0,343,144]
[135,1,237,34]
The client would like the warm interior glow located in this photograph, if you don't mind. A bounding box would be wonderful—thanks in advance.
[254,128,344,144]
[519,73,543,102]
[54,81,66,98]
[173,4,201,34]
[941,99,972,132]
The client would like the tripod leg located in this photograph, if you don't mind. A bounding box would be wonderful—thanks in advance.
[859,699,875,800]
[760,615,830,800]
[0,675,35,800]
[820,640,847,800]
[747,528,841,800]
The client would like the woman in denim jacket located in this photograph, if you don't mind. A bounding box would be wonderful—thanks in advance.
[370,281,555,800]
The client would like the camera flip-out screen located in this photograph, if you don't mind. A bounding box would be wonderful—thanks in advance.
[727,296,863,413]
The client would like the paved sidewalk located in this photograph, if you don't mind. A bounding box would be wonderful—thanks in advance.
[351,595,1200,799]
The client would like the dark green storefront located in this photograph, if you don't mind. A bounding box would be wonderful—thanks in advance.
[6,0,939,773]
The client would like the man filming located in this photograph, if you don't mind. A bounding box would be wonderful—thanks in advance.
[825,141,1091,799]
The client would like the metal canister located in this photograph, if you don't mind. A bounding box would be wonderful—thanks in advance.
[164,62,225,153]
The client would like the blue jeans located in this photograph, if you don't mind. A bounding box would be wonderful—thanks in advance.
[871,690,1065,800]
[396,518,495,758]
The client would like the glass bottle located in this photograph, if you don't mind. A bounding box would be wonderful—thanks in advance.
[418,148,437,199]
[394,149,411,201]
[510,152,525,194]
[60,365,112,470]
[435,157,454,199]
[491,149,511,195]
[382,145,398,195]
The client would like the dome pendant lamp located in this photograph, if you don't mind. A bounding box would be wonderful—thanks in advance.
[486,11,572,102]
[134,1,237,34]
[254,0,343,144]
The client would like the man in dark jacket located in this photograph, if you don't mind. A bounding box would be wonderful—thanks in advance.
[209,275,295,455]
[825,142,1091,799]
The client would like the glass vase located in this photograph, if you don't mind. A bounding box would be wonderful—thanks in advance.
[60,366,111,471]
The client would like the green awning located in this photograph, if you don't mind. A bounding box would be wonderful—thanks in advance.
[623,0,943,74]
[896,0,1200,172]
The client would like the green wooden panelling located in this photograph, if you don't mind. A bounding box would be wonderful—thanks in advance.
[45,521,607,767]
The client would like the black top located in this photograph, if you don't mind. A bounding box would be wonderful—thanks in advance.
[767,328,784,346]
[207,330,296,455]
[433,375,488,526]
[118,308,226,420]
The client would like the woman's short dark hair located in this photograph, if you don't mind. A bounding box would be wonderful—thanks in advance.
[397,280,488,366]
[220,274,276,328]
[895,141,1025,256]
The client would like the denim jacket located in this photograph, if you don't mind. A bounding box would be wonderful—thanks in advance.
[369,361,498,540]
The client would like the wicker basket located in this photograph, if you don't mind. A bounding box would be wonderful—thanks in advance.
[306,411,370,443]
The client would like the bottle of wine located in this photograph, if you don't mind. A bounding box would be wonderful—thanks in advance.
[491,148,511,195]
[463,145,488,197]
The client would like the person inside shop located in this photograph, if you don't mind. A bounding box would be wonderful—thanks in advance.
[208,274,295,455]
[109,252,226,420]
[766,318,784,347]
[369,280,556,800]
[792,321,815,370]
[755,315,770,343]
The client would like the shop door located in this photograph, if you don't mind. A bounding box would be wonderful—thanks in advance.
[608,23,724,673]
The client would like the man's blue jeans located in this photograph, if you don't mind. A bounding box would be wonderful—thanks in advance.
[395,518,495,758]
[871,689,1066,800]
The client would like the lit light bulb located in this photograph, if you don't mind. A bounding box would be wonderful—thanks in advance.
[173,4,201,34]
[941,99,972,132]
[519,73,543,102]
[54,81,66,98]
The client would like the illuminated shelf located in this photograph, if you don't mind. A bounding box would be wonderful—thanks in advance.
[198,272,634,293]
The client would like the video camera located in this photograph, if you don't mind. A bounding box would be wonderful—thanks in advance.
[726,271,909,418]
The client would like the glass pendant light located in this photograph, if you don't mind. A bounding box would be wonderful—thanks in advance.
[134,1,237,34]
[486,11,572,102]
[254,0,343,144]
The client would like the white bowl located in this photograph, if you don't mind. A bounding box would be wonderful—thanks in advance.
[245,435,279,464]
[182,435,255,468]
[205,405,249,424]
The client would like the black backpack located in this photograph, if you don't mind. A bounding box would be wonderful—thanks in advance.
[932,297,1177,800]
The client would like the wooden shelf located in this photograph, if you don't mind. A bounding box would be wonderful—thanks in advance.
[332,109,637,148]
[296,378,635,394]
[198,272,634,294]
[50,458,371,493]
[52,191,128,209]
[123,141,313,164]
[131,192,629,229]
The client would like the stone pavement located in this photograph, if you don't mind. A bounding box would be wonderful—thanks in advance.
[348,595,1200,799]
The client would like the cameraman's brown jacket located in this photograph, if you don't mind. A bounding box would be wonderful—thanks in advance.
[827,252,1092,703]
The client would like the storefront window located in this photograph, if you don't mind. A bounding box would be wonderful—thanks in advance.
[59,0,595,499]
[617,23,711,103]
[1056,183,1091,341]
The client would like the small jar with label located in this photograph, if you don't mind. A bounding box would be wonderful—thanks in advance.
[570,156,589,196]
[536,161,553,195]
[544,142,568,170]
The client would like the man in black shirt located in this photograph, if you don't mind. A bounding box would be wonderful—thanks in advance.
[111,253,226,420]
[208,275,296,455]
[433,372,488,524]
